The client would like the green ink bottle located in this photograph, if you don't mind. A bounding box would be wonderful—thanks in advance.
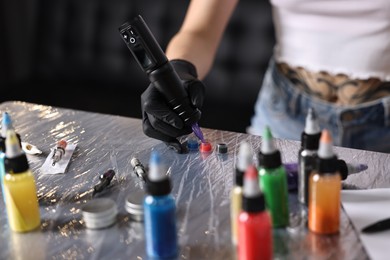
[258,126,289,228]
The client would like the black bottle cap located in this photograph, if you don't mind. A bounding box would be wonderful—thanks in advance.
[242,193,266,212]
[0,133,22,153]
[0,137,5,152]
[235,169,244,187]
[146,178,172,196]
[301,132,321,150]
[4,153,29,174]
[316,155,338,174]
[258,150,282,169]
[336,159,348,180]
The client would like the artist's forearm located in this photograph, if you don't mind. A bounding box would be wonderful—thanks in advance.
[166,32,216,79]
[166,0,238,79]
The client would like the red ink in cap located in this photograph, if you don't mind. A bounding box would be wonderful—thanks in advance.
[199,141,212,153]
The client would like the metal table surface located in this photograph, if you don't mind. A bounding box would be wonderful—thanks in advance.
[0,101,389,260]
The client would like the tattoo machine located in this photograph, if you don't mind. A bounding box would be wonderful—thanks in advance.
[118,15,204,142]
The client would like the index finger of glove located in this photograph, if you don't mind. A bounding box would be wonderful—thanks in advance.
[142,115,182,143]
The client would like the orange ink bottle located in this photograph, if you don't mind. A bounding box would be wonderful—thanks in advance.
[308,129,341,235]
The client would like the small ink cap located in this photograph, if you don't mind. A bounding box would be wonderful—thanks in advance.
[216,143,228,154]
[187,136,199,151]
[200,141,212,153]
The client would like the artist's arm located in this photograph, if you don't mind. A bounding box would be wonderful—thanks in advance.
[166,0,239,79]
[141,0,238,152]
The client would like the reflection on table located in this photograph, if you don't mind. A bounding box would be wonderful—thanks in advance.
[1,101,388,259]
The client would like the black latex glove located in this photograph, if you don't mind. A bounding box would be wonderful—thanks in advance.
[141,59,206,153]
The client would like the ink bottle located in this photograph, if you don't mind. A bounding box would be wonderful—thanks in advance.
[144,151,178,259]
[0,112,22,203]
[308,129,341,235]
[230,141,253,246]
[298,108,321,205]
[0,128,5,203]
[3,129,40,232]
[238,165,272,260]
[258,126,289,228]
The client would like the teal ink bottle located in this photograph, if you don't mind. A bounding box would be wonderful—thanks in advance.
[144,150,178,259]
[298,108,321,205]
[258,126,289,228]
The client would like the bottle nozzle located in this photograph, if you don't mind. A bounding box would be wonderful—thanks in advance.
[2,112,12,138]
[305,108,321,135]
[261,126,276,154]
[318,129,334,159]
[5,129,23,158]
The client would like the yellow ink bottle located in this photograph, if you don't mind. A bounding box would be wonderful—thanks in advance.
[230,141,253,245]
[4,129,40,232]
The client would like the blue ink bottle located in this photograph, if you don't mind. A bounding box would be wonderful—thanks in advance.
[144,150,178,259]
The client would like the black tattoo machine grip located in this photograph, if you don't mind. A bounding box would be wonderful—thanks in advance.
[118,15,201,126]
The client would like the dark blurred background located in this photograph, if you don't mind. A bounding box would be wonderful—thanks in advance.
[0,0,274,133]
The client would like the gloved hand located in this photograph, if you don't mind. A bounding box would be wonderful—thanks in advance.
[141,59,206,153]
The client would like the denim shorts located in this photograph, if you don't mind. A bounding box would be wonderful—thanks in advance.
[249,59,390,153]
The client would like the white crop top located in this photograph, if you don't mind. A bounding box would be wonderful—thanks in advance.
[271,0,390,81]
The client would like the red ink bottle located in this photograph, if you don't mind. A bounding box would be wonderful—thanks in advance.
[238,165,272,260]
